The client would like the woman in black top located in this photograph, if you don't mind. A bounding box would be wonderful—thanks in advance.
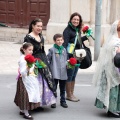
[63,12,88,102]
[24,18,57,106]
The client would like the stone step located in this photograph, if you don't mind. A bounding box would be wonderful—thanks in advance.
[0,27,47,43]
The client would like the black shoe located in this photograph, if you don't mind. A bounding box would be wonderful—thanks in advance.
[32,107,44,112]
[51,103,56,108]
[60,102,68,108]
[19,111,24,115]
[23,114,33,120]
[107,111,120,118]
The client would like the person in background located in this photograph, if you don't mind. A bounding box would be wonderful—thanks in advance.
[47,33,68,108]
[63,12,88,102]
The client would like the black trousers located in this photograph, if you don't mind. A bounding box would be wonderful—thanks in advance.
[54,79,66,103]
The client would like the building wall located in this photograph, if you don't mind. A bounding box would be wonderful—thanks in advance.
[46,0,120,45]
[0,0,120,45]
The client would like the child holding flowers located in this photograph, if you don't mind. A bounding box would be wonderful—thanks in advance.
[47,33,68,108]
[14,42,41,120]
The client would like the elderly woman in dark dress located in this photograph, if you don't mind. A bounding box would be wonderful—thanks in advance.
[23,18,56,106]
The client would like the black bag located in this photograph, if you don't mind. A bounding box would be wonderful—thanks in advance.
[70,32,92,69]
[114,53,120,68]
[79,42,92,69]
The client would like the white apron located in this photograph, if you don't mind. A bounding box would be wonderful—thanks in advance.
[19,55,41,103]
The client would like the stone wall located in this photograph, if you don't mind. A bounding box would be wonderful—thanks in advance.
[1,0,120,45]
[46,0,120,45]
[0,27,28,43]
[0,27,46,43]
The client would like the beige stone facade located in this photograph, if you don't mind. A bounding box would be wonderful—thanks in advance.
[46,0,120,45]
[0,0,120,45]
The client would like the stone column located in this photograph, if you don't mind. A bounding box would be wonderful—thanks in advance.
[101,0,120,45]
[109,0,120,23]
[90,0,111,46]
[46,0,70,43]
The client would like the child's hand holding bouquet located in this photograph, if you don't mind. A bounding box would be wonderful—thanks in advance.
[24,54,35,75]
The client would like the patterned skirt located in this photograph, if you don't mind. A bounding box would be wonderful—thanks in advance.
[38,74,56,106]
[95,85,120,112]
[14,77,40,110]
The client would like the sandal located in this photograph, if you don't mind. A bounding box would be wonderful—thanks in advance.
[23,114,33,120]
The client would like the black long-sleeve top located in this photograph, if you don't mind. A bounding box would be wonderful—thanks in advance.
[24,34,57,97]
[63,24,88,58]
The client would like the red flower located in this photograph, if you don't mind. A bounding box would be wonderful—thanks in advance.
[24,54,35,68]
[25,54,35,63]
[82,26,89,33]
[69,57,77,66]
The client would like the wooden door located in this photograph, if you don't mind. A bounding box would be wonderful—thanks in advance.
[27,0,50,29]
[17,0,28,27]
[0,0,50,28]
[0,0,19,27]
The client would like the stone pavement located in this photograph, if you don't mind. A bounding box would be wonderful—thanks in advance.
[0,41,96,75]
[1,41,105,120]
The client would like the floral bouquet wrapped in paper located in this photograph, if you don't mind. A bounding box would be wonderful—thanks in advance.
[67,57,80,69]
[32,58,47,75]
[82,26,95,40]
[24,54,35,75]
[35,58,47,68]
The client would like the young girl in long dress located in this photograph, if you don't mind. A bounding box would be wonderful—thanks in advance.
[14,43,41,120]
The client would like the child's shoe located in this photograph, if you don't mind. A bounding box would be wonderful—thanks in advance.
[19,111,24,115]
[51,103,56,108]
[60,102,68,108]
[23,114,33,120]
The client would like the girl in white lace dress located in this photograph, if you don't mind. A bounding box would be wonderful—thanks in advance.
[14,43,41,120]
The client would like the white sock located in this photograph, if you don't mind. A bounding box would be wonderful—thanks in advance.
[20,110,24,113]
[24,110,29,116]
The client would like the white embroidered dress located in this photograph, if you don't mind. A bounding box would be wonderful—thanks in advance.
[93,20,120,110]
[19,55,41,103]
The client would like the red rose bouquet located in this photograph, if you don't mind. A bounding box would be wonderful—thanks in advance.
[25,54,35,67]
[24,54,35,75]
[67,57,77,69]
[82,26,95,40]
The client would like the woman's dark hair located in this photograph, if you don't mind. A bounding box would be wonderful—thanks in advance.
[28,18,43,33]
[53,33,63,41]
[20,42,33,54]
[68,12,83,30]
